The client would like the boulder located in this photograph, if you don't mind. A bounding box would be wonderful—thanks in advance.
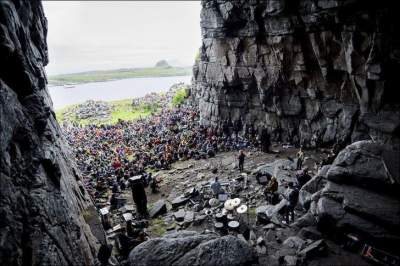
[173,209,186,222]
[298,239,327,259]
[149,200,167,219]
[283,255,298,266]
[283,236,306,250]
[326,141,398,191]
[292,212,317,228]
[321,182,400,229]
[253,159,296,193]
[171,196,189,209]
[314,141,400,248]
[298,227,322,241]
[299,170,327,210]
[128,231,257,266]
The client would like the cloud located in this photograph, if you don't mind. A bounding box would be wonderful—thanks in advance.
[43,1,202,75]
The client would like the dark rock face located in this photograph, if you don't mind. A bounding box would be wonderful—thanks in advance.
[314,141,400,251]
[191,0,400,146]
[0,1,100,265]
[128,231,257,266]
[299,165,328,210]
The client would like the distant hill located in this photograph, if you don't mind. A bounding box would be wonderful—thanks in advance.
[155,60,170,68]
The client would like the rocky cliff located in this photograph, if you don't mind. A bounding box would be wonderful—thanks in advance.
[192,0,400,147]
[0,1,101,265]
[298,140,400,253]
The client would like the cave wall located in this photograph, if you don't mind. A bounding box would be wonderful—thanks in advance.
[0,1,101,265]
[191,0,400,147]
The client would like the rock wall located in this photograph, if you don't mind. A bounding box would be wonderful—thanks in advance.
[308,141,400,253]
[0,1,101,265]
[191,0,400,147]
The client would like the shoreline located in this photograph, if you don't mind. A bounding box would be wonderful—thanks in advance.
[48,66,192,86]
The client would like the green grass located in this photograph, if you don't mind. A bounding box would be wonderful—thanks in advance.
[171,87,189,107]
[248,207,257,219]
[109,99,159,124]
[149,218,168,237]
[49,66,192,86]
[56,99,160,126]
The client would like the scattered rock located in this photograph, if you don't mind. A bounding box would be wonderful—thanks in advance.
[184,211,195,225]
[149,200,167,219]
[72,100,111,121]
[193,214,206,226]
[298,227,322,241]
[284,255,298,266]
[256,236,264,246]
[263,223,275,230]
[171,196,189,209]
[256,245,267,255]
[173,209,186,222]
[283,236,306,250]
[298,239,327,260]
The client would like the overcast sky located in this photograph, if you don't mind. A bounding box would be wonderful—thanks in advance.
[43,1,202,75]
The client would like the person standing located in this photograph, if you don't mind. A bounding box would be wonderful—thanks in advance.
[129,176,148,218]
[260,128,271,153]
[264,176,278,204]
[296,147,305,170]
[237,150,246,172]
[283,182,299,224]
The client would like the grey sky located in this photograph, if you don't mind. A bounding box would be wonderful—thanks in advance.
[43,1,202,75]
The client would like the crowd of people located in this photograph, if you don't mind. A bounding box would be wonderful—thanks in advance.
[62,104,261,205]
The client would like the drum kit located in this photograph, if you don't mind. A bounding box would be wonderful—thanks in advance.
[211,197,249,233]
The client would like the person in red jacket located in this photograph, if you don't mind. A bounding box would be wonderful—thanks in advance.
[112,158,121,169]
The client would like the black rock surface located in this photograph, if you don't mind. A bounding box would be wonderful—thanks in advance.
[191,0,400,147]
[128,231,258,266]
[0,1,101,265]
[314,141,400,252]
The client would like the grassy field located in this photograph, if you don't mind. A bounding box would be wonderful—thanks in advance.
[56,99,160,126]
[49,66,192,86]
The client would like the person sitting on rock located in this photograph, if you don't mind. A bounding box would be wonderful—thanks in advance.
[296,167,311,188]
[150,175,161,194]
[210,177,223,197]
[110,192,119,210]
[282,182,299,224]
[264,176,278,204]
[117,228,144,258]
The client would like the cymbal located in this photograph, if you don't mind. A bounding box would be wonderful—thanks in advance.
[209,198,219,207]
[236,204,248,214]
[224,199,235,210]
[228,220,240,229]
[231,198,241,207]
